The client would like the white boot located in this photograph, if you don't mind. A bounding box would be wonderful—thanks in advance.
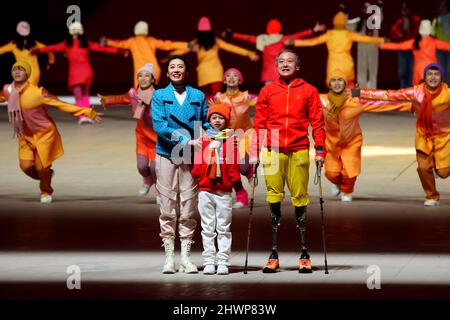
[341,192,352,202]
[179,239,198,273]
[162,238,176,274]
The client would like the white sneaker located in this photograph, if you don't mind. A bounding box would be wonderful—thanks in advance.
[232,201,245,209]
[203,264,215,275]
[341,193,352,202]
[40,194,53,204]
[217,264,229,275]
[424,199,439,207]
[331,184,341,197]
[138,184,151,196]
[78,117,94,125]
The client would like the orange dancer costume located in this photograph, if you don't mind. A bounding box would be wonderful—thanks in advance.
[0,61,100,204]
[104,21,189,86]
[321,70,412,202]
[0,21,55,86]
[99,64,157,196]
[381,20,450,85]
[292,11,384,87]
[171,17,258,99]
[208,68,257,208]
[354,63,450,206]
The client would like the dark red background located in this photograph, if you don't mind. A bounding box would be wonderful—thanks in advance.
[0,0,443,94]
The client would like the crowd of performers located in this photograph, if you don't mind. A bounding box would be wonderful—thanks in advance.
[1,2,449,274]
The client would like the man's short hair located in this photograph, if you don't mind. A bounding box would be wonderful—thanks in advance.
[275,49,301,67]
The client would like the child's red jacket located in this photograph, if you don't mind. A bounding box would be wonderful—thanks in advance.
[192,135,241,193]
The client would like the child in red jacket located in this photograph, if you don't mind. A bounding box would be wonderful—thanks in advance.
[192,104,241,275]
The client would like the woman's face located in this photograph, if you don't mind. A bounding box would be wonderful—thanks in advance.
[167,58,186,84]
[137,71,153,88]
[425,69,442,89]
[210,113,226,130]
[224,71,240,88]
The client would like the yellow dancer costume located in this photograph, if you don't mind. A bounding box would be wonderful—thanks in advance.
[293,12,384,87]
[0,42,55,86]
[0,61,99,202]
[358,64,450,203]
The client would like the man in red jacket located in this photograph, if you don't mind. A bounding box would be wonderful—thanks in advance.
[250,49,326,273]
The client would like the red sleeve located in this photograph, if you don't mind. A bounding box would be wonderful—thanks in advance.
[233,32,257,44]
[307,86,326,156]
[37,41,67,53]
[284,29,314,40]
[88,41,119,54]
[250,86,270,159]
[389,19,403,40]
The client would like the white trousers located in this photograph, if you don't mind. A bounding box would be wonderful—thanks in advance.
[198,191,232,266]
[357,42,379,89]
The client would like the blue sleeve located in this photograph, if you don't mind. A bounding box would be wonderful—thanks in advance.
[201,96,211,131]
[151,91,190,146]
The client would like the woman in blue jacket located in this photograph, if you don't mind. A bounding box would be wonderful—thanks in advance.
[152,55,210,274]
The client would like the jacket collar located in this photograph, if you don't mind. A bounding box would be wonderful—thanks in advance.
[275,77,305,88]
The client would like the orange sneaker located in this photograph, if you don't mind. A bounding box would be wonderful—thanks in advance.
[299,257,312,273]
[263,258,280,273]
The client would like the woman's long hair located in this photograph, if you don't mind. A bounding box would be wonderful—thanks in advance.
[413,34,422,50]
[66,34,88,48]
[197,31,216,50]
[14,34,37,50]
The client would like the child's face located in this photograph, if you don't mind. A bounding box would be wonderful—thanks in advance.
[137,71,153,88]
[210,113,226,130]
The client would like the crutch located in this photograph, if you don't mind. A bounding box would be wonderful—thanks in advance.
[315,162,329,274]
[244,162,259,274]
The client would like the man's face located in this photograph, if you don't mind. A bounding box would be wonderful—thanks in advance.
[276,52,300,80]
[329,77,346,94]
[425,69,442,89]
[12,66,28,83]
[167,58,186,84]
[137,71,153,88]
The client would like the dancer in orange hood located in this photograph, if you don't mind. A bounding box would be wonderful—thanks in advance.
[320,69,411,202]
[352,63,450,206]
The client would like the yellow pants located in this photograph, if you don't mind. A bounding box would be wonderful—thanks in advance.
[262,148,310,207]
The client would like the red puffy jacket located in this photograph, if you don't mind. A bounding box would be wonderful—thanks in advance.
[192,136,241,193]
[252,78,326,156]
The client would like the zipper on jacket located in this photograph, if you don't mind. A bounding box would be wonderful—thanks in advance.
[285,84,290,149]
